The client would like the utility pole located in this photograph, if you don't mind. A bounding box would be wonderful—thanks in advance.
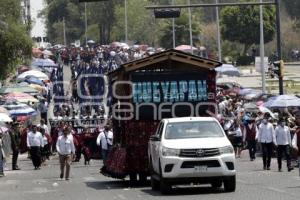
[216,0,221,62]
[85,2,88,45]
[275,0,283,95]
[26,0,31,34]
[172,0,176,49]
[188,0,193,54]
[125,0,128,43]
[63,17,66,46]
[260,0,266,94]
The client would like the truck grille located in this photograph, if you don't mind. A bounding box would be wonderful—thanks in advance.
[181,160,221,168]
[179,148,220,158]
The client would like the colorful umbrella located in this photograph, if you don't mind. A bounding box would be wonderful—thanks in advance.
[0,113,12,122]
[215,64,241,77]
[175,45,197,51]
[17,70,49,81]
[17,65,30,74]
[264,95,300,108]
[25,77,44,86]
[29,84,45,92]
[31,58,57,67]
[32,48,42,58]
[4,92,38,103]
[0,86,38,95]
[3,103,37,117]
[259,106,277,119]
[0,106,9,115]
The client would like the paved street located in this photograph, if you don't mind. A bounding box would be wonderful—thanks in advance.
[1,151,300,200]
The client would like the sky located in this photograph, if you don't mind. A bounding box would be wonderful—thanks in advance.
[30,0,46,37]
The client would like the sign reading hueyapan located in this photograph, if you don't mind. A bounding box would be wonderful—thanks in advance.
[132,80,210,103]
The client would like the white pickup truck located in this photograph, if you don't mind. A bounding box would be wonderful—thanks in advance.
[148,117,236,194]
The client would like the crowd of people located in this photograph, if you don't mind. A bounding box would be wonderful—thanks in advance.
[216,95,300,173]
[1,43,300,181]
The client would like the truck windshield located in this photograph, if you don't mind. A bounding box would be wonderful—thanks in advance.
[165,121,224,139]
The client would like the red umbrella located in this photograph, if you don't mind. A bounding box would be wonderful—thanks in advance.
[32,48,42,58]
[18,65,30,74]
[175,45,197,52]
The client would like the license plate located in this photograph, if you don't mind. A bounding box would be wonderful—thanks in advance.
[194,166,207,172]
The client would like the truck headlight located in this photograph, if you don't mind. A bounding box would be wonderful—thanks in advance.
[219,146,234,155]
[162,147,180,157]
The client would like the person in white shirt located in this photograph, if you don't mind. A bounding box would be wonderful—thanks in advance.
[231,121,244,158]
[96,125,113,165]
[27,125,44,170]
[56,127,75,180]
[275,118,293,172]
[291,112,300,176]
[257,114,276,170]
[38,119,49,136]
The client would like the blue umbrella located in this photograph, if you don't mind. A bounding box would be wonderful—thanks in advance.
[215,64,241,77]
[264,95,300,108]
[239,88,253,96]
[25,77,44,86]
[3,103,37,117]
[31,58,58,67]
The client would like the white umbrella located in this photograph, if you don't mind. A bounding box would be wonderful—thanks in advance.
[259,106,277,119]
[31,58,57,67]
[215,64,241,77]
[175,45,197,53]
[264,95,300,108]
[42,50,53,56]
[17,70,49,81]
[0,113,12,122]
[87,40,95,44]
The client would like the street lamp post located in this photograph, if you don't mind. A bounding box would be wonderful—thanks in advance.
[188,0,193,54]
[85,2,88,45]
[172,0,176,49]
[125,0,128,43]
[260,0,266,94]
[216,0,222,62]
[275,0,283,95]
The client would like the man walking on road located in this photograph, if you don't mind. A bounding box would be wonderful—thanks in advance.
[56,127,75,180]
[243,118,258,161]
[257,113,276,170]
[275,118,293,172]
[27,125,44,170]
[96,125,113,165]
[10,122,21,170]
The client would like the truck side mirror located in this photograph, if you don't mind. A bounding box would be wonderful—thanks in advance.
[150,135,161,142]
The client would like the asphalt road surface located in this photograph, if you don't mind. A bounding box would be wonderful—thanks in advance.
[1,151,300,200]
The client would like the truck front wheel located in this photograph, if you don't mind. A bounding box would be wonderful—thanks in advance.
[160,179,172,194]
[223,176,236,192]
[151,176,160,191]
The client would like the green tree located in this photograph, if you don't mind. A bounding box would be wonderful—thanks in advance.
[282,0,300,20]
[159,13,201,49]
[220,4,276,55]
[43,0,84,44]
[0,0,32,80]
[112,0,157,44]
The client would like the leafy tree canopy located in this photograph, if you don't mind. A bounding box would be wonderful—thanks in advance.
[0,0,32,80]
[220,3,276,55]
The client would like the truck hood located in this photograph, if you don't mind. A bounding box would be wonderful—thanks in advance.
[162,137,231,149]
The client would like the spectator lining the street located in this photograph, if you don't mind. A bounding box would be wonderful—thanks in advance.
[257,113,277,170]
[27,125,44,170]
[275,117,293,172]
